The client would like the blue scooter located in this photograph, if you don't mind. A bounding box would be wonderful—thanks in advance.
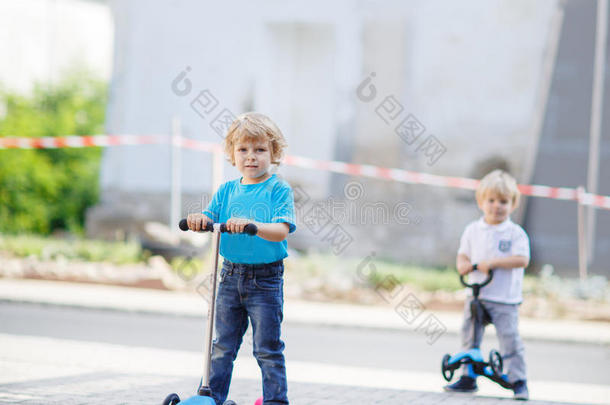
[441,266,514,390]
[162,220,258,405]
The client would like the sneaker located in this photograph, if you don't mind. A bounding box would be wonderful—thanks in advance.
[443,376,478,393]
[513,380,529,400]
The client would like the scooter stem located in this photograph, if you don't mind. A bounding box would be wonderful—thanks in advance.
[202,227,221,388]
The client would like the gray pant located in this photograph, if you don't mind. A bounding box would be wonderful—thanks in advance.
[460,298,527,383]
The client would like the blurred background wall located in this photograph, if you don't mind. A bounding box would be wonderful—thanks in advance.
[2,0,608,276]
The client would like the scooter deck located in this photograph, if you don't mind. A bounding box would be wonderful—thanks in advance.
[448,348,484,365]
[178,395,216,405]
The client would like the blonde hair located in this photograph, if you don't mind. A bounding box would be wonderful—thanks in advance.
[476,169,521,208]
[224,112,287,165]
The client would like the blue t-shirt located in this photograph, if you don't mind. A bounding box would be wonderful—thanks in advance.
[203,174,296,264]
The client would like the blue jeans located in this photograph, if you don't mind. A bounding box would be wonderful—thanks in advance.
[209,260,288,405]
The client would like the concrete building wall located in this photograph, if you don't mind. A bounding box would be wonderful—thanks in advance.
[337,0,561,266]
[524,0,610,275]
[91,0,603,275]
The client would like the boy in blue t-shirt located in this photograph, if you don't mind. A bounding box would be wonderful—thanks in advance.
[187,112,296,405]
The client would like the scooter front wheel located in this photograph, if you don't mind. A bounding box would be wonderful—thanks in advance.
[441,354,454,381]
[489,349,503,378]
[162,393,181,405]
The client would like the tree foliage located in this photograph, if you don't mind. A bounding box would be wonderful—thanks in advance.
[0,72,107,234]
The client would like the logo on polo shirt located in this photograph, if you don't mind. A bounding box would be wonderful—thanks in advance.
[498,240,512,253]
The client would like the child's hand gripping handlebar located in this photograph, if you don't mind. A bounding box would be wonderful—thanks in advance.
[459,265,494,298]
[178,219,258,236]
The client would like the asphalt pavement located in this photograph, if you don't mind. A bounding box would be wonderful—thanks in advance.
[0,278,609,404]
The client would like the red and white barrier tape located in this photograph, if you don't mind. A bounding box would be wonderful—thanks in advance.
[283,155,610,210]
[1,135,608,210]
[0,135,220,152]
[0,135,166,149]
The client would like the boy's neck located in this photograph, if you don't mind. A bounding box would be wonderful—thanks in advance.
[483,216,509,225]
[241,172,272,185]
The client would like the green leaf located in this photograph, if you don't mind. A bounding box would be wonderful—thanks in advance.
[0,71,107,235]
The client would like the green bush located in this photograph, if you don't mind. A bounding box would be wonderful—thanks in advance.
[367,263,463,292]
[0,233,144,264]
[286,252,463,292]
[0,71,107,234]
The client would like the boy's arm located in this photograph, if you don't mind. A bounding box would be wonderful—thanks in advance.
[252,222,290,242]
[456,253,473,275]
[477,256,530,274]
[225,218,290,242]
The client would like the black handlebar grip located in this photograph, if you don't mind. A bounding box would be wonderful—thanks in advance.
[243,223,258,236]
[460,267,494,288]
[179,219,213,232]
[179,219,257,235]
[480,269,494,286]
[219,223,258,236]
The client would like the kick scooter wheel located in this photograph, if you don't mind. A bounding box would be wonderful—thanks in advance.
[489,349,503,378]
[163,393,181,405]
[441,353,454,381]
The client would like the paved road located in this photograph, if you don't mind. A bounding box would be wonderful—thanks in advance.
[1,302,609,404]
[1,302,608,385]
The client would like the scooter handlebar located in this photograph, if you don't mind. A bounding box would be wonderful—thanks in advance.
[459,265,494,289]
[179,219,258,236]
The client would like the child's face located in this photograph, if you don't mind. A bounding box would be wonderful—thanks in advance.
[478,191,514,225]
[233,138,272,184]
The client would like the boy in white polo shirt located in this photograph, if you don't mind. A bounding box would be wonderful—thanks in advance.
[444,170,530,400]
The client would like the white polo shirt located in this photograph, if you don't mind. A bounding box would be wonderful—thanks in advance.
[458,217,530,304]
